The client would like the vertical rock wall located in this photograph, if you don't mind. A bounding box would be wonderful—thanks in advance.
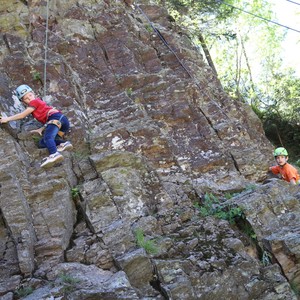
[1,1,295,300]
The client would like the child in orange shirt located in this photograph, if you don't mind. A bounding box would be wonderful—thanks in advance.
[269,147,300,185]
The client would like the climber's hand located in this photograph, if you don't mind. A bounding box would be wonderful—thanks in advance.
[30,127,44,136]
[0,117,9,124]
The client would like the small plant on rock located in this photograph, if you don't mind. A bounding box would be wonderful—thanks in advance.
[195,193,243,224]
[59,273,80,295]
[135,228,159,255]
[71,186,80,199]
[32,71,41,81]
[30,67,41,82]
[59,273,80,285]
[244,184,257,191]
[240,219,257,240]
[15,286,34,299]
[31,135,41,145]
[145,24,153,32]
[126,87,133,97]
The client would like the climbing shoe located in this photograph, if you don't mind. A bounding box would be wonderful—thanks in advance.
[57,141,73,152]
[41,152,64,168]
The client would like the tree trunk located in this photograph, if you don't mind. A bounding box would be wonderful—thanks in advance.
[198,33,218,76]
[240,34,257,106]
[234,38,243,102]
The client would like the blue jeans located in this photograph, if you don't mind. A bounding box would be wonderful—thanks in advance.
[38,113,70,155]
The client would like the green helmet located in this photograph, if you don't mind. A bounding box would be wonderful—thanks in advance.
[273,147,288,157]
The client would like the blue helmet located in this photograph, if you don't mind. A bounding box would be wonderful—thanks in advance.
[15,84,33,100]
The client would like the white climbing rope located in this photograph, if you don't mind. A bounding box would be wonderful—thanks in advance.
[43,0,50,98]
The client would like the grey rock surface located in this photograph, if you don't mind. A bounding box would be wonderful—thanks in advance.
[0,0,298,299]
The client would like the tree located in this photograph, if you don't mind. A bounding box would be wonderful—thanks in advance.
[163,0,300,158]
[164,0,284,104]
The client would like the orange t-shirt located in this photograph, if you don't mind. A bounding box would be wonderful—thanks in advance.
[270,163,300,183]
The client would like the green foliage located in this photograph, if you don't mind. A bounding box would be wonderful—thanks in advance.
[244,184,257,192]
[194,192,218,217]
[59,273,80,295]
[32,71,41,81]
[30,68,41,81]
[126,87,133,97]
[164,0,300,162]
[32,135,40,144]
[59,273,80,285]
[166,0,238,22]
[165,0,288,106]
[290,281,300,297]
[15,286,34,298]
[144,24,153,32]
[254,70,300,160]
[224,192,234,199]
[195,193,243,224]
[71,186,80,199]
[135,228,159,254]
[240,219,257,240]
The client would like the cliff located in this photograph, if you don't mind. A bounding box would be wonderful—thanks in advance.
[0,1,299,299]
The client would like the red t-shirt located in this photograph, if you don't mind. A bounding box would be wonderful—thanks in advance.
[270,163,300,183]
[29,98,54,124]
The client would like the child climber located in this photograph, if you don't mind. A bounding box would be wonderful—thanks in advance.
[269,147,300,185]
[0,84,73,168]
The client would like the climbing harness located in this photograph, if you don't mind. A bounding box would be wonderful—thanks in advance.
[47,119,62,128]
[45,116,65,138]
[43,0,50,98]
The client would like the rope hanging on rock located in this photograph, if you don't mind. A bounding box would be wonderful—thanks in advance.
[135,4,201,89]
[43,0,50,98]
[134,2,231,131]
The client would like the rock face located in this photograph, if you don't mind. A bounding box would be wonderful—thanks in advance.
[235,180,300,288]
[0,0,298,299]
